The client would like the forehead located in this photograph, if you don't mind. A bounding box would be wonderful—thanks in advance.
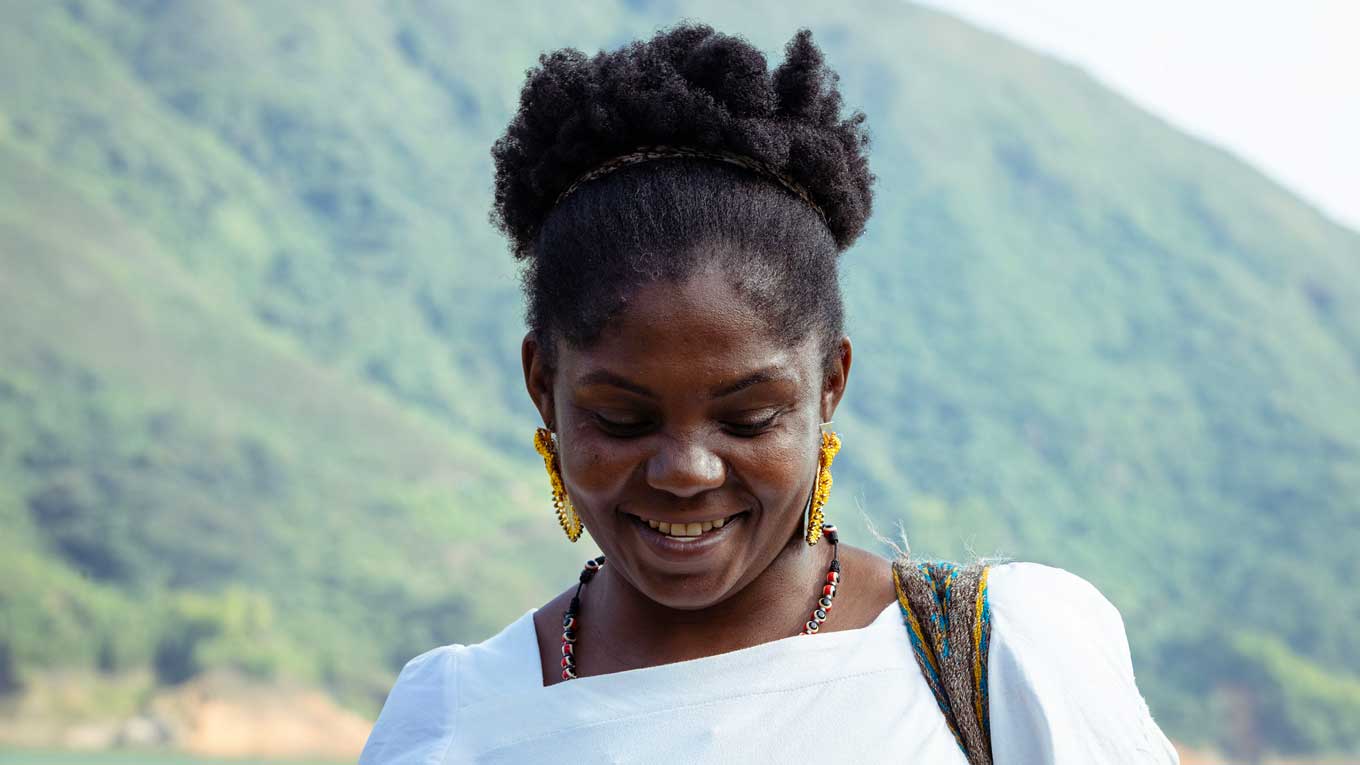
[559,266,816,389]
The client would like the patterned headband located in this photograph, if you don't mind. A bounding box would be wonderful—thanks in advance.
[549,144,830,228]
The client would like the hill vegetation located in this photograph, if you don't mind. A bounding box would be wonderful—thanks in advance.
[1,0,1357,758]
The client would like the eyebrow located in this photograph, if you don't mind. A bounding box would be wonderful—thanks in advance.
[576,367,786,399]
[713,368,781,398]
[576,369,655,397]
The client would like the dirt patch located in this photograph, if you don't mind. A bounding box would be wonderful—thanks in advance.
[0,670,372,759]
[152,672,370,759]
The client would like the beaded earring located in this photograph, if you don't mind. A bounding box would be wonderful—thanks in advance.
[534,427,583,542]
[805,423,842,546]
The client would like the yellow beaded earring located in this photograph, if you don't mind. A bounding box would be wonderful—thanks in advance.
[806,423,841,546]
[534,427,583,542]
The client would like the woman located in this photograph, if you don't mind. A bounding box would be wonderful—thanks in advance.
[361,22,1177,764]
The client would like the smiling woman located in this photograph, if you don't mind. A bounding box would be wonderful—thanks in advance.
[359,21,1177,765]
[528,266,852,618]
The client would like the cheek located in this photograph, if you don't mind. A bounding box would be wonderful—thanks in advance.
[728,432,816,507]
[558,431,640,505]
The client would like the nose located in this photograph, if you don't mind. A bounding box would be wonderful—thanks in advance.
[645,433,726,497]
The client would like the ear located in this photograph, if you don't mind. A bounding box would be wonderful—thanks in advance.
[522,332,556,428]
[820,335,852,424]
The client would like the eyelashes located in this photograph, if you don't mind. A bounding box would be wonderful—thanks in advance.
[591,410,784,438]
[723,411,781,437]
[592,413,652,438]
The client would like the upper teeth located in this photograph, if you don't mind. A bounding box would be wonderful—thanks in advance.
[643,515,733,537]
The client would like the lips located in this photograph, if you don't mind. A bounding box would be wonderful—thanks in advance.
[630,511,742,538]
[624,509,749,560]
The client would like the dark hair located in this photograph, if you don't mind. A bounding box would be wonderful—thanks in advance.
[490,22,875,372]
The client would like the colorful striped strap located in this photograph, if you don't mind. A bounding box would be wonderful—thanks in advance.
[892,557,994,765]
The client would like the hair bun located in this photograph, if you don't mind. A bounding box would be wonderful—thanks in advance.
[490,22,876,259]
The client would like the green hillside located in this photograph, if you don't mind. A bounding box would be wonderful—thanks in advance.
[1,0,1357,757]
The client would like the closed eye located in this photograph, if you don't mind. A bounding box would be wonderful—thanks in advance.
[593,412,654,438]
[724,410,781,437]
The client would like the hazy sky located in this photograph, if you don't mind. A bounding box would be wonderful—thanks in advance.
[916,0,1360,231]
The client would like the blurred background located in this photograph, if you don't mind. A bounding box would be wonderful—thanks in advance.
[1,1,1357,763]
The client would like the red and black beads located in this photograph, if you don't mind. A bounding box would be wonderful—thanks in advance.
[559,555,604,681]
[801,523,840,635]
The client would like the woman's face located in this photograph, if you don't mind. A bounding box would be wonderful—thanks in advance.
[523,263,851,610]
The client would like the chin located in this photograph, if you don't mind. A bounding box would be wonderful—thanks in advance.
[634,570,743,611]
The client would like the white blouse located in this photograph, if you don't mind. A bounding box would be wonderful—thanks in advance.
[360,562,1178,764]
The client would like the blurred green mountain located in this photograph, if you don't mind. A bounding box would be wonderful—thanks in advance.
[1,0,1357,757]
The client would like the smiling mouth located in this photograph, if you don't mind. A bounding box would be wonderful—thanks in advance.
[629,510,747,539]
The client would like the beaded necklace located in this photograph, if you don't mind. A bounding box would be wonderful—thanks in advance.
[558,523,841,681]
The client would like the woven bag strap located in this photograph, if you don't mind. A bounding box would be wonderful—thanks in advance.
[892,556,994,765]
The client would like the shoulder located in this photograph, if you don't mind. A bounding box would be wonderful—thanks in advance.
[829,544,899,631]
[982,562,1179,764]
[986,561,1129,649]
[531,587,578,687]
[359,609,541,764]
[983,562,1139,700]
[358,645,463,765]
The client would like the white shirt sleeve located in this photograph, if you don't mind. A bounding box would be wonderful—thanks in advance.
[986,562,1179,765]
[359,645,461,765]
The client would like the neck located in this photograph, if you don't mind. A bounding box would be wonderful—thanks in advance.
[583,527,836,670]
